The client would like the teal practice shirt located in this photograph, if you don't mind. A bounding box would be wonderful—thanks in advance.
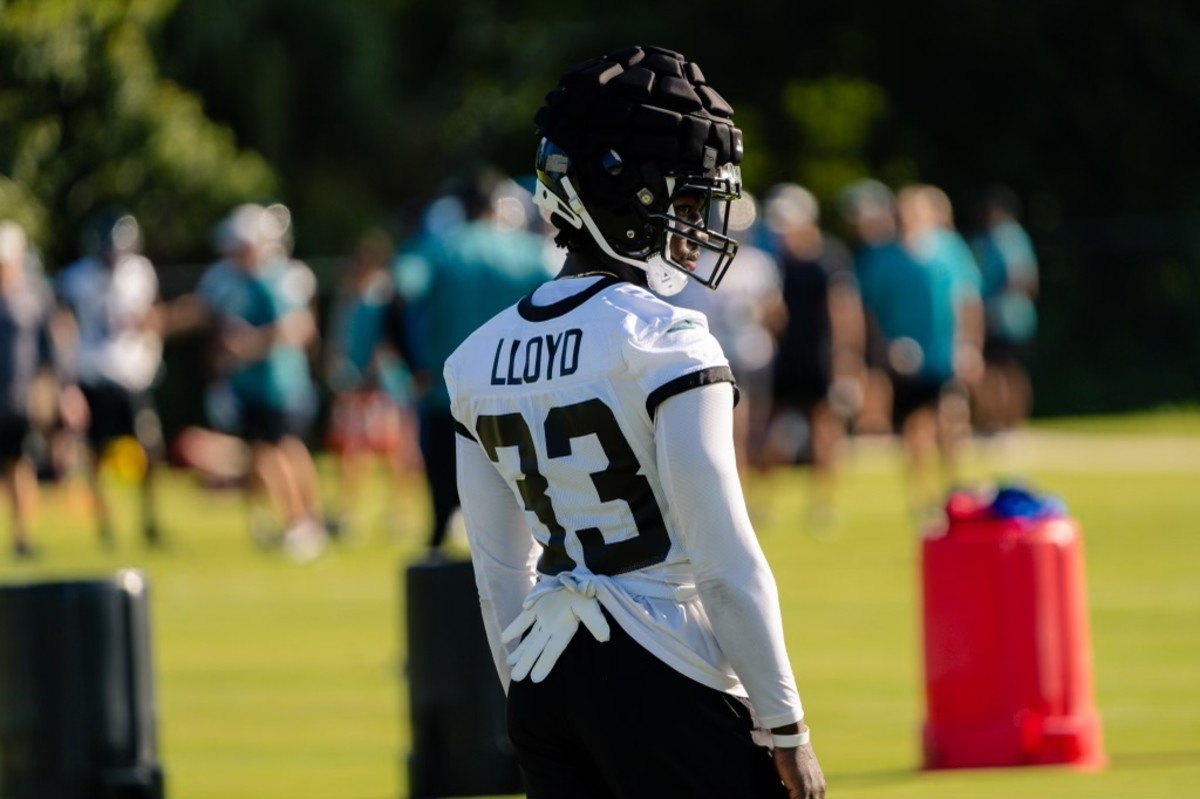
[393,220,551,412]
[859,240,959,382]
[226,260,316,412]
[972,221,1038,343]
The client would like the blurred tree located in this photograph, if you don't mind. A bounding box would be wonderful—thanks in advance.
[157,0,398,254]
[5,0,1193,413]
[827,0,1200,413]
[0,0,275,266]
[157,0,630,251]
[780,75,892,205]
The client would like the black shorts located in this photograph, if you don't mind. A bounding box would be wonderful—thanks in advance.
[82,383,152,450]
[890,373,948,430]
[507,613,788,799]
[773,358,831,412]
[983,336,1030,368]
[0,413,30,465]
[239,403,295,445]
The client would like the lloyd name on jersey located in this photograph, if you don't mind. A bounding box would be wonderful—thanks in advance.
[490,328,583,386]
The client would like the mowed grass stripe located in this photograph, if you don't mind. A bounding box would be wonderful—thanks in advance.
[0,423,1197,798]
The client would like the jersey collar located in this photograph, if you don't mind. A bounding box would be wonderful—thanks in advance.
[517,274,623,322]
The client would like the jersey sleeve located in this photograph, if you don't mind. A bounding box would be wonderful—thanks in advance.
[655,382,804,728]
[196,263,241,316]
[131,254,160,298]
[392,240,437,303]
[996,224,1038,284]
[451,371,540,693]
[622,302,738,421]
[53,263,79,310]
[444,354,463,427]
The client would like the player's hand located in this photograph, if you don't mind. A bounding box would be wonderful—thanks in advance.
[954,342,985,385]
[772,741,825,799]
[827,375,863,421]
[58,384,90,431]
[277,309,316,347]
[502,575,610,683]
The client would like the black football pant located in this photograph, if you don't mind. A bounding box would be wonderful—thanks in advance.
[507,612,789,798]
[418,407,460,550]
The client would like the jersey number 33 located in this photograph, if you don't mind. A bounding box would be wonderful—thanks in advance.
[476,397,669,576]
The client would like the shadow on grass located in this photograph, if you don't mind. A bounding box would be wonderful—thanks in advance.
[1108,750,1200,769]
[830,748,1200,787]
[827,768,919,786]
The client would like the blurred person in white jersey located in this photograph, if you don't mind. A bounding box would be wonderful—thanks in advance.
[445,46,824,799]
[672,191,785,473]
[56,211,166,548]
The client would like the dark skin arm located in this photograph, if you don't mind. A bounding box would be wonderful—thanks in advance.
[770,722,826,799]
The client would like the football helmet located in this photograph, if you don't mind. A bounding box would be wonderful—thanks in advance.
[0,221,27,267]
[213,203,267,256]
[532,46,743,296]
[81,209,141,260]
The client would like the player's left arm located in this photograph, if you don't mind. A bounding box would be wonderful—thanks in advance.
[657,383,825,796]
[455,427,539,693]
[635,304,803,727]
[655,381,804,729]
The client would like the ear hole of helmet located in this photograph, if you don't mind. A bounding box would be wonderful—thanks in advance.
[589,204,659,256]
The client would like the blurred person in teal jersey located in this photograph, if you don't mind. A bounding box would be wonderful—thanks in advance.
[837,179,900,437]
[898,184,985,469]
[393,166,555,558]
[324,229,418,539]
[971,186,1039,432]
[195,203,328,561]
[856,185,969,517]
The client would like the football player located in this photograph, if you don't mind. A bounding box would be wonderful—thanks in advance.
[445,46,825,798]
[56,211,166,548]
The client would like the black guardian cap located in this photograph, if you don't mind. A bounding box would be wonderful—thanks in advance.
[533,46,743,294]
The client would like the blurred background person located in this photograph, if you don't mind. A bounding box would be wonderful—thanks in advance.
[392,165,553,559]
[55,210,167,549]
[0,222,85,559]
[899,184,985,462]
[672,192,784,474]
[324,228,418,540]
[255,204,329,535]
[763,183,865,531]
[837,179,902,437]
[971,185,1039,433]
[857,184,974,517]
[194,203,328,561]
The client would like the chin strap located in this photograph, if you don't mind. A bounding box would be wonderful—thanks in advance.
[645,255,688,296]
[539,176,689,297]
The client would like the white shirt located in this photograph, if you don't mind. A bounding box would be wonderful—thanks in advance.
[445,274,803,729]
[673,243,781,376]
[56,254,161,392]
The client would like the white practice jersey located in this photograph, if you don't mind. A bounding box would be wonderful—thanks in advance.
[56,254,162,392]
[446,274,803,729]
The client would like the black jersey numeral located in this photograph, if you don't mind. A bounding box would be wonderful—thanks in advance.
[545,399,670,574]
[476,412,577,575]
[476,399,669,576]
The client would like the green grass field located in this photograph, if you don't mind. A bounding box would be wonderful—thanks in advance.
[2,417,1198,798]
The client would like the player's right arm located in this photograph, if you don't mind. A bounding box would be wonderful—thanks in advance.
[772,734,826,799]
[454,425,539,693]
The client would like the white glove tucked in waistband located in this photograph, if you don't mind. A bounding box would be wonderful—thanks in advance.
[502,572,611,683]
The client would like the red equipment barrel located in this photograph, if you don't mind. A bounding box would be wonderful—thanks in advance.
[921,511,1105,770]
